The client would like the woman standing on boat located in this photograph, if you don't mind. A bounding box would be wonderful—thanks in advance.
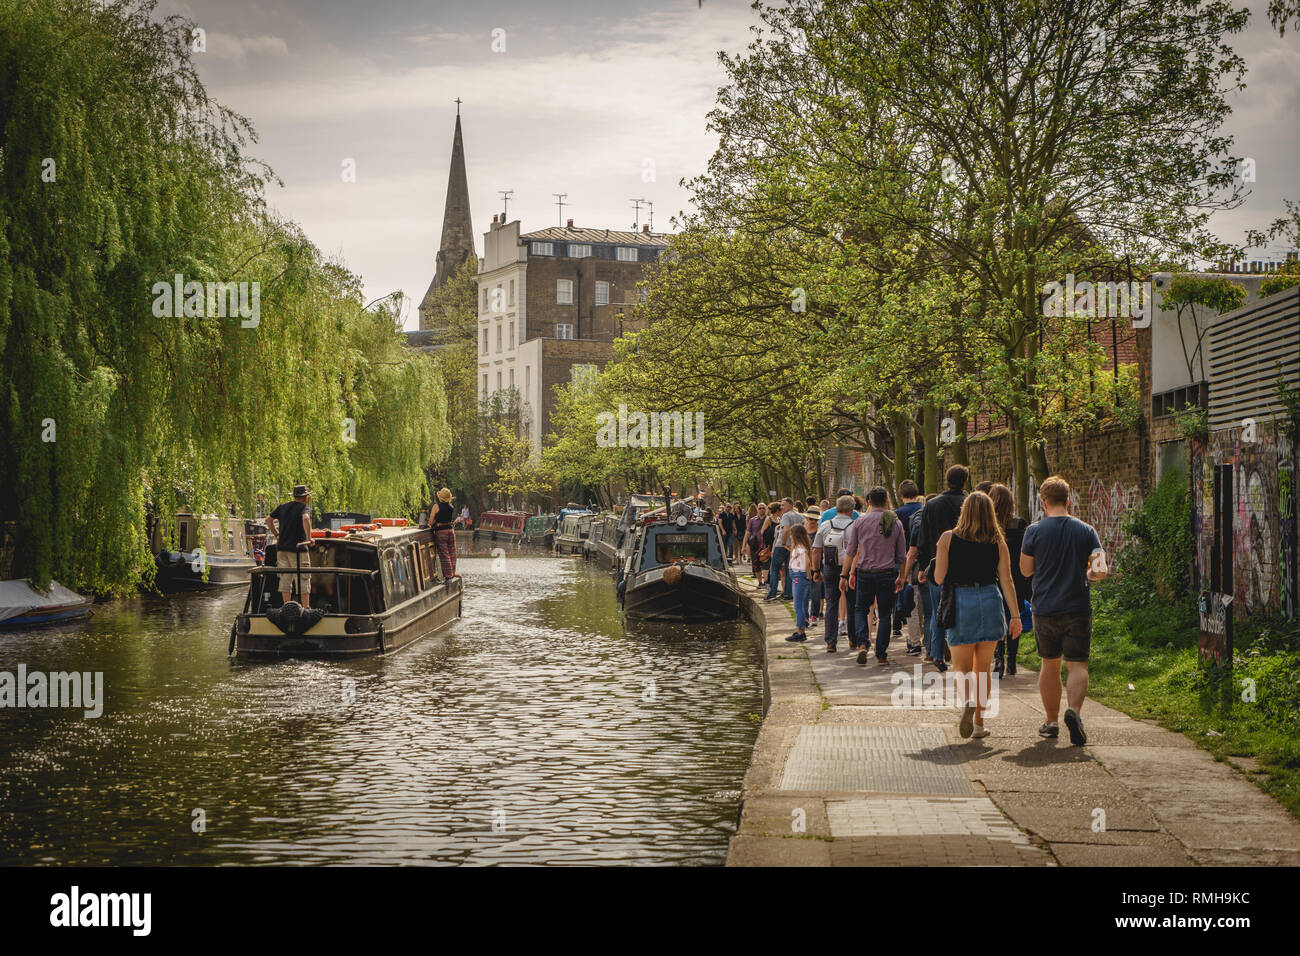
[433,488,458,579]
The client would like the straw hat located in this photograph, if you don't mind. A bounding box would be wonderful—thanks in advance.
[437,487,453,503]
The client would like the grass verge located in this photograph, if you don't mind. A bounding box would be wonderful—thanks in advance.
[1015,583,1300,821]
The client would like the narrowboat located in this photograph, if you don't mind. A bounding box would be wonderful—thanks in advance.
[583,516,609,561]
[522,514,553,545]
[0,578,92,628]
[231,522,462,659]
[152,512,260,591]
[553,511,595,555]
[472,510,528,544]
[617,511,740,622]
[321,511,371,531]
[595,513,622,570]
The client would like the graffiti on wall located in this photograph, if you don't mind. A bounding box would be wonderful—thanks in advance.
[1088,478,1142,557]
[1195,427,1298,620]
[1236,463,1275,613]
[1013,475,1081,525]
[1279,440,1296,620]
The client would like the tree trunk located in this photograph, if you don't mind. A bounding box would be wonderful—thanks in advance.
[1011,422,1030,517]
[922,403,939,494]
[892,412,910,500]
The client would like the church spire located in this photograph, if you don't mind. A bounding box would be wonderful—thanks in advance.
[434,109,474,289]
[419,106,476,329]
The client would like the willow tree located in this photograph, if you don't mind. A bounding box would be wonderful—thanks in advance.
[0,0,450,592]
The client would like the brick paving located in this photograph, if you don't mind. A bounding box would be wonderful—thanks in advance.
[728,575,1300,866]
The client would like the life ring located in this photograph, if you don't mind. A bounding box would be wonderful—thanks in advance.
[340,523,380,532]
[310,529,347,539]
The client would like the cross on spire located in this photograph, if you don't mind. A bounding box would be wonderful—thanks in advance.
[455,97,462,115]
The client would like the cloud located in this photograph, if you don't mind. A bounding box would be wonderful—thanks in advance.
[204,32,290,63]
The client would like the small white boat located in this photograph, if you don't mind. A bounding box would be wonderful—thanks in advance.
[0,579,92,628]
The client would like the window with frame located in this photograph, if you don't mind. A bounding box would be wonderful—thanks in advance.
[595,281,609,306]
[531,242,553,256]
[509,368,515,388]
[616,246,637,262]
[556,323,574,339]
[481,288,488,310]
[481,328,488,354]
[482,374,488,394]
[497,371,502,390]
[569,244,591,258]
[556,279,573,304]
[509,279,516,304]
[496,324,502,352]
[508,321,514,345]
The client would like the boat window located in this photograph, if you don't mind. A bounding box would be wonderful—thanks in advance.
[654,534,709,564]
[418,542,438,586]
[211,528,222,553]
[227,529,236,552]
[179,522,189,552]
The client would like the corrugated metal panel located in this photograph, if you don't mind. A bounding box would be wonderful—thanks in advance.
[1206,286,1300,430]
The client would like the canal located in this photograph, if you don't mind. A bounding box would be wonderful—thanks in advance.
[0,552,764,865]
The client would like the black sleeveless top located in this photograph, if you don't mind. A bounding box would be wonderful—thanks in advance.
[946,533,999,586]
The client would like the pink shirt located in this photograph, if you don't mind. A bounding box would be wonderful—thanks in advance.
[789,544,810,572]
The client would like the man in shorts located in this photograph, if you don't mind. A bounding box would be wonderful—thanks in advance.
[1020,475,1108,745]
[268,483,315,607]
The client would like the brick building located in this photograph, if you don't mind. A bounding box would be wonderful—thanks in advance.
[476,217,671,455]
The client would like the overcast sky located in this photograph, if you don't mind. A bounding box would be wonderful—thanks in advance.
[158,0,1299,328]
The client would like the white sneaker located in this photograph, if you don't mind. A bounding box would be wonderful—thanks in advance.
[971,724,990,739]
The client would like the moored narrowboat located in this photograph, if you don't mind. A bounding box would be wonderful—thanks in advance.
[472,510,528,544]
[618,511,740,622]
[553,511,594,555]
[522,514,553,545]
[595,513,621,570]
[231,523,461,659]
[152,512,259,591]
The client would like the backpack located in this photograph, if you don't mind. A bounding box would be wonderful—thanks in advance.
[820,515,853,568]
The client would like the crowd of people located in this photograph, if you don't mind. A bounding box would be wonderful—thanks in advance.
[707,468,1108,744]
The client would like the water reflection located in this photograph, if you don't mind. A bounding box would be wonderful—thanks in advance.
[0,552,762,864]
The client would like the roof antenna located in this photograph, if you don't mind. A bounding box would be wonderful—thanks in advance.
[646,201,654,232]
[553,193,567,226]
[630,198,645,230]
[498,189,514,221]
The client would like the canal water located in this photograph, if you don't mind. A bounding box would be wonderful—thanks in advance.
[0,552,763,865]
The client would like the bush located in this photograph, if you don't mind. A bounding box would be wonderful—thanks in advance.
[1116,468,1194,604]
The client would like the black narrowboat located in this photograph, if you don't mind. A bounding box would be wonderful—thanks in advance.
[618,511,740,622]
[231,522,461,659]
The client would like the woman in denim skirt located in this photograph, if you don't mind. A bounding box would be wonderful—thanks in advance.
[934,492,1023,739]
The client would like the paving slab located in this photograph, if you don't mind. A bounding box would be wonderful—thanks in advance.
[728,574,1300,867]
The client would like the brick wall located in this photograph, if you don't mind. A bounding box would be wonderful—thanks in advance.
[525,257,651,341]
[537,339,615,443]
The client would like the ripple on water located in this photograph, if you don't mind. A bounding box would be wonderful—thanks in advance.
[0,555,762,864]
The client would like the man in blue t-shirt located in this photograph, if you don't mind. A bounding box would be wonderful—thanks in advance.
[1020,475,1108,747]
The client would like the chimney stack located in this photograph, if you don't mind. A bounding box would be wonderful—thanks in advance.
[642,224,650,234]
[492,214,499,224]
[567,218,574,229]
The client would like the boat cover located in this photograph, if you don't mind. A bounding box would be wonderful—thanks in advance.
[0,578,89,622]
